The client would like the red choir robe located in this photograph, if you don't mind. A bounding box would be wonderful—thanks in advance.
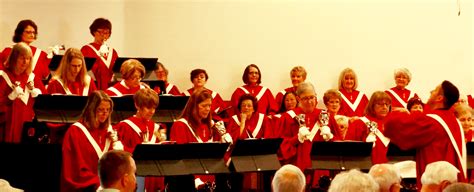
[105,80,145,96]
[354,116,390,164]
[338,89,369,117]
[154,82,182,96]
[385,110,467,187]
[81,43,118,90]
[385,87,418,109]
[114,116,164,192]
[333,118,366,142]
[230,84,278,116]
[465,129,474,142]
[61,122,112,191]
[184,88,226,119]
[0,70,45,143]
[0,45,51,80]
[275,86,297,111]
[278,107,339,170]
[47,76,96,96]
[468,95,474,109]
[270,113,283,138]
[227,113,272,141]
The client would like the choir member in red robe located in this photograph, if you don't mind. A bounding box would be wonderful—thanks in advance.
[385,68,418,110]
[385,80,467,188]
[153,62,182,95]
[113,88,166,192]
[278,82,339,170]
[228,94,272,141]
[337,68,368,117]
[407,97,424,114]
[47,48,97,95]
[105,59,146,96]
[275,66,306,110]
[61,90,122,191]
[0,20,50,80]
[183,69,226,121]
[230,64,278,116]
[467,95,474,109]
[272,91,298,138]
[81,18,118,90]
[453,103,473,142]
[0,42,45,143]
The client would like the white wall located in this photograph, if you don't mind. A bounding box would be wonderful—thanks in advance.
[1,0,472,106]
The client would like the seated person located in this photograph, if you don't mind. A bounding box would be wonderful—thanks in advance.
[272,164,306,192]
[153,62,181,95]
[368,163,401,192]
[47,47,97,95]
[98,150,136,192]
[407,97,424,114]
[328,169,379,192]
[228,94,272,141]
[420,161,459,192]
[105,59,146,96]
[272,91,298,137]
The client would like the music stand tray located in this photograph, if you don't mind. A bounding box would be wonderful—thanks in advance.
[230,138,283,172]
[386,143,416,163]
[133,142,230,177]
[311,141,373,170]
[34,94,88,123]
[467,142,474,169]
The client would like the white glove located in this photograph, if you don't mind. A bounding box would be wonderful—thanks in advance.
[194,178,205,189]
[298,127,310,143]
[320,126,334,141]
[29,88,41,98]
[221,133,233,144]
[365,133,377,143]
[99,44,109,57]
[112,141,124,150]
[47,45,63,59]
[8,86,23,100]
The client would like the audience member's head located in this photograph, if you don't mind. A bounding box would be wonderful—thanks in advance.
[369,164,401,192]
[98,150,136,192]
[442,182,474,192]
[329,169,379,192]
[421,161,459,192]
[272,164,306,192]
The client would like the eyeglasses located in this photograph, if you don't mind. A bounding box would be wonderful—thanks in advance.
[300,96,316,102]
[23,30,36,35]
[96,29,111,35]
[375,102,391,107]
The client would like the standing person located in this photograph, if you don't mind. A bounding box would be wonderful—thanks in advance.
[47,48,97,95]
[275,66,307,108]
[153,62,181,95]
[385,80,467,188]
[230,64,278,116]
[385,68,418,109]
[61,90,123,191]
[0,42,45,143]
[337,68,369,117]
[0,19,50,80]
[81,18,118,90]
[98,150,137,192]
[183,69,226,120]
[272,91,298,138]
[105,59,146,96]
[453,103,473,142]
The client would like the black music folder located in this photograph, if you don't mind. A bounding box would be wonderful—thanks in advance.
[112,57,158,79]
[386,143,416,163]
[154,95,189,123]
[229,138,283,172]
[311,141,373,170]
[467,142,474,169]
[49,55,96,71]
[34,94,88,123]
[133,142,230,176]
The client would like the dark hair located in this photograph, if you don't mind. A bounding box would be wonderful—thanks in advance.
[242,64,262,85]
[81,90,114,130]
[179,89,214,134]
[98,150,133,188]
[190,68,208,82]
[238,94,258,113]
[406,97,424,111]
[278,91,297,113]
[441,80,459,109]
[13,19,37,43]
[134,88,159,109]
[89,18,112,36]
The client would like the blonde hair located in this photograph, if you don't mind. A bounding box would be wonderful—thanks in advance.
[338,68,358,90]
[80,90,114,130]
[4,42,32,75]
[120,59,145,80]
[53,48,88,88]
[290,66,307,79]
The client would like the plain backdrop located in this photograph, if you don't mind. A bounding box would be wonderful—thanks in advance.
[1,0,472,108]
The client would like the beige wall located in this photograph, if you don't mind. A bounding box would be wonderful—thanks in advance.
[1,0,472,105]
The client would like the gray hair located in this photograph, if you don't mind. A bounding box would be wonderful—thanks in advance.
[421,161,459,185]
[329,169,379,192]
[394,68,412,82]
[369,164,401,192]
[443,182,474,192]
[296,82,315,96]
[272,164,306,192]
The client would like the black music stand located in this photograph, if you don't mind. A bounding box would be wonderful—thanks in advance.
[467,142,474,169]
[112,57,158,80]
[155,95,189,123]
[133,142,230,176]
[34,94,88,123]
[142,80,166,95]
[49,55,96,71]
[229,138,283,172]
[386,143,416,163]
[311,141,373,170]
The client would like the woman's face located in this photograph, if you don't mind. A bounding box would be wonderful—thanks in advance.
[154,65,167,81]
[458,111,473,132]
[68,58,83,81]
[395,73,410,89]
[410,104,423,113]
[247,67,260,85]
[21,25,36,44]
[192,73,207,88]
[15,53,31,74]
[124,70,142,89]
[240,99,254,117]
[94,28,110,44]
[343,72,355,90]
[374,100,390,119]
[137,106,155,120]
[197,98,212,119]
[298,91,317,113]
[96,101,111,123]
[290,72,304,87]
[326,98,341,114]
[284,93,297,111]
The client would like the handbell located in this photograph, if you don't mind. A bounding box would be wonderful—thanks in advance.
[319,109,329,126]
[214,121,227,136]
[295,114,306,128]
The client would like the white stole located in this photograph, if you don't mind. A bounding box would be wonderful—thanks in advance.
[387,89,415,108]
[176,118,213,143]
[122,119,158,143]
[360,117,390,147]
[86,44,113,68]
[73,122,111,159]
[231,113,265,138]
[339,90,365,112]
